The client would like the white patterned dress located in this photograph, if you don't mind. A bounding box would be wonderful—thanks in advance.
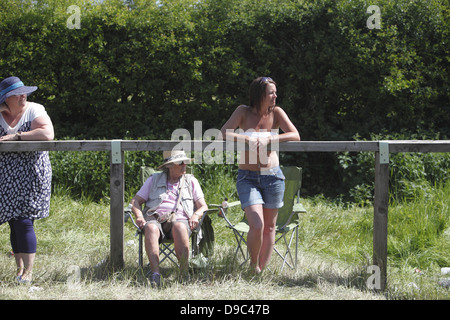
[0,102,52,225]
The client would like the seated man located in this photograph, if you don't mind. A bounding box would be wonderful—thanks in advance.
[131,150,208,287]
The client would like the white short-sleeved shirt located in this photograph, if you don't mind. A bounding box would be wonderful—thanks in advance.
[0,102,48,135]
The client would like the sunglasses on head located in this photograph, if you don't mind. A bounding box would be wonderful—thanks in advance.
[260,77,273,83]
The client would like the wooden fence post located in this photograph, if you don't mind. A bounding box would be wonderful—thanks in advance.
[110,140,125,269]
[373,142,389,291]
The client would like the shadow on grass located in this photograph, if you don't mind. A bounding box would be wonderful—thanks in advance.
[77,248,374,297]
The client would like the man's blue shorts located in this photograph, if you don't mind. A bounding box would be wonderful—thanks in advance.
[236,166,285,210]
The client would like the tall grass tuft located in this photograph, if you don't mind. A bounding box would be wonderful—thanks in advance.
[387,181,449,269]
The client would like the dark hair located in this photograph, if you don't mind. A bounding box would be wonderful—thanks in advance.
[249,77,276,113]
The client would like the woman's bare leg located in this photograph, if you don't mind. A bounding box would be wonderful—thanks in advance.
[245,204,264,272]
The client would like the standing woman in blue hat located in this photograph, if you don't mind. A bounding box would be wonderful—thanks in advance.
[0,76,54,283]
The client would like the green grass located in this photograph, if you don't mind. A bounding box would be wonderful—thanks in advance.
[297,182,450,299]
[0,179,448,300]
[299,182,449,269]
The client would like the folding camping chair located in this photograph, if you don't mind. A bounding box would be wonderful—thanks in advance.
[215,166,306,271]
[124,166,215,269]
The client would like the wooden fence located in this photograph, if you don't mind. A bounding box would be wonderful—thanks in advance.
[1,139,449,291]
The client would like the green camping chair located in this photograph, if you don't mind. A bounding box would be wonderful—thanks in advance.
[215,166,306,271]
[124,166,215,269]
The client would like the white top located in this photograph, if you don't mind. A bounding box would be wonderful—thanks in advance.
[0,102,48,134]
[240,130,278,138]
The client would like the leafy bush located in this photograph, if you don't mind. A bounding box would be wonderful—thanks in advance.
[338,132,450,204]
[50,150,110,201]
[1,0,448,197]
[50,141,163,201]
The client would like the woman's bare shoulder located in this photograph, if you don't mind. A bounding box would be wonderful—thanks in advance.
[236,104,250,111]
[273,106,285,113]
[232,104,252,118]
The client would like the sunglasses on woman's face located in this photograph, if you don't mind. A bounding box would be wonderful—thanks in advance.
[173,160,188,166]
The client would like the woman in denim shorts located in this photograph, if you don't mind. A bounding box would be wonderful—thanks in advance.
[221,77,300,273]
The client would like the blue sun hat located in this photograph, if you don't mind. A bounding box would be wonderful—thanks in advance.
[0,76,37,105]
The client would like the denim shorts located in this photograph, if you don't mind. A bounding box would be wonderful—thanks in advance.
[236,166,285,210]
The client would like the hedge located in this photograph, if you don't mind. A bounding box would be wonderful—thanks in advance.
[1,0,448,197]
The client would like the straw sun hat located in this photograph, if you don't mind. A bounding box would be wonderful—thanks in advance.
[0,76,38,105]
[158,150,193,169]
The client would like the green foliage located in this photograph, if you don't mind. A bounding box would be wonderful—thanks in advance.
[50,139,163,200]
[191,162,239,204]
[1,0,448,197]
[1,0,447,139]
[50,149,239,203]
[50,150,111,201]
[338,132,450,204]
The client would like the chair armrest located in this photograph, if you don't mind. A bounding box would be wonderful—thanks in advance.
[292,202,307,213]
[226,201,241,208]
[124,203,142,232]
[209,201,241,228]
[124,203,133,223]
[193,208,216,233]
[209,201,241,213]
[198,208,216,224]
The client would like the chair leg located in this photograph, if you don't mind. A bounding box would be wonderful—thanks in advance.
[274,227,298,271]
[138,232,143,268]
[287,230,296,268]
[191,233,199,258]
[295,226,298,269]
[160,242,179,267]
[132,220,182,270]
[274,238,292,271]
[232,231,249,266]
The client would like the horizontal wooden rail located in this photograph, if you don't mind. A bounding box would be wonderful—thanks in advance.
[1,139,449,290]
[1,139,449,152]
